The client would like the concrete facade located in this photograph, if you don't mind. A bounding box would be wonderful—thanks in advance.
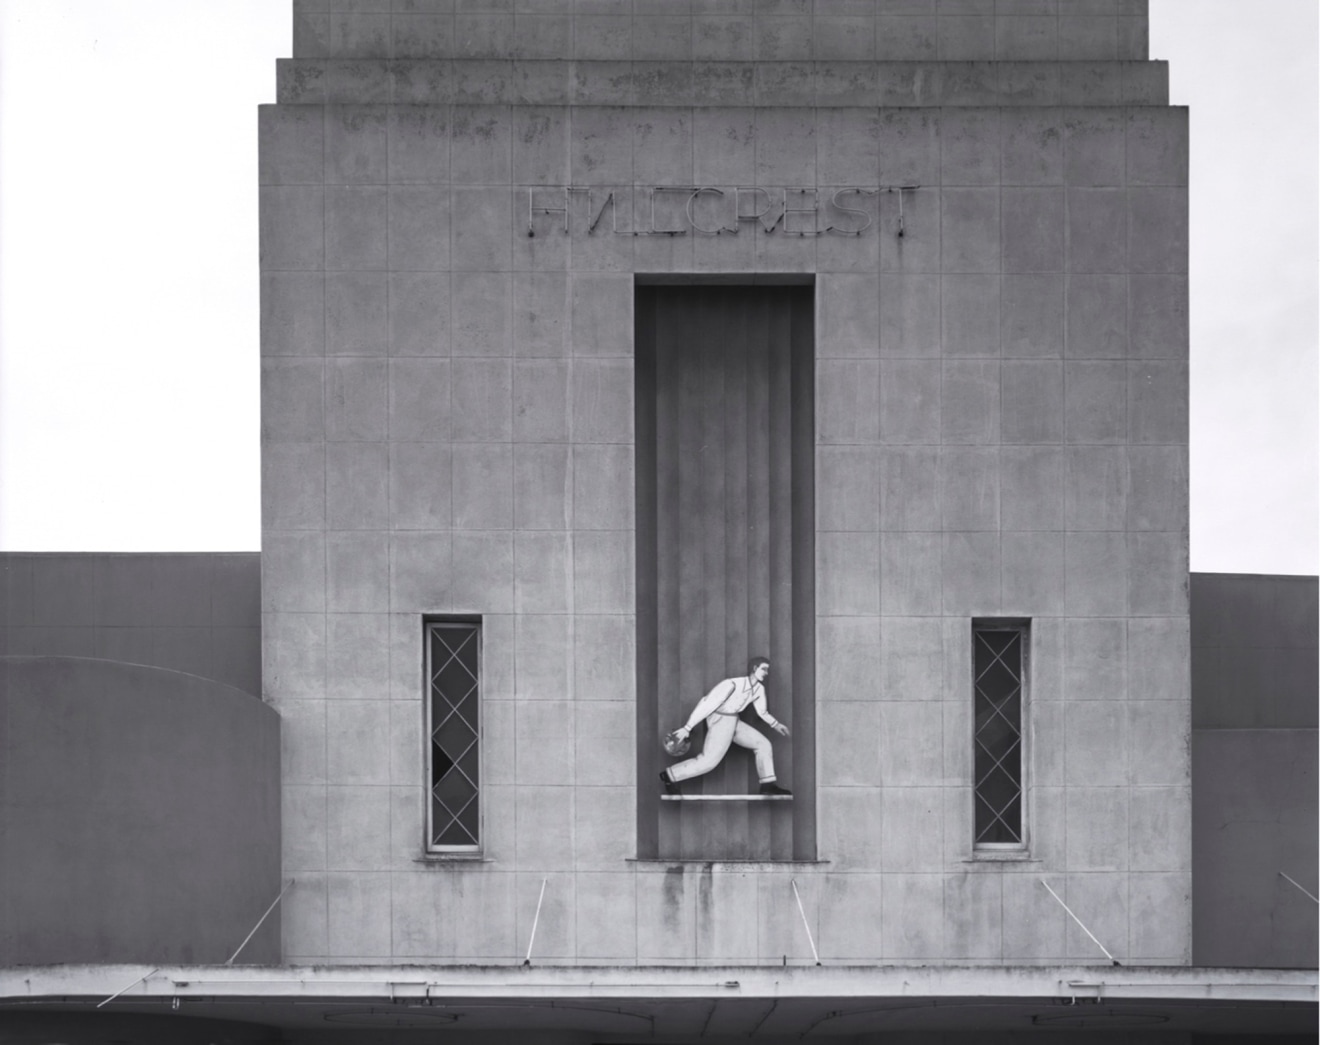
[3,7,1317,1040]
[260,0,1191,967]
[1,561,1314,1039]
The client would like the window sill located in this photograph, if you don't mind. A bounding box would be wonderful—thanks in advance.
[661,794,793,801]
[414,853,493,865]
[964,851,1037,863]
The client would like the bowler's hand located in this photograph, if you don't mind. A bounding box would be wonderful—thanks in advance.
[675,726,691,741]
[772,722,790,737]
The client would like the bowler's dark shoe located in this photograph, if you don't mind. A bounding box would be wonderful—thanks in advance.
[660,771,680,795]
[759,782,792,796]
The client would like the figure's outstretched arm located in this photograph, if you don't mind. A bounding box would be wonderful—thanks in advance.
[753,688,790,737]
[674,680,736,738]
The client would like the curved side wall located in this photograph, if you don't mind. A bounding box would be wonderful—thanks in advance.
[1190,573,1319,968]
[1192,730,1318,967]
[0,657,281,965]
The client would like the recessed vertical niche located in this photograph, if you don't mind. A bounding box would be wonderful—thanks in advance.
[635,280,815,861]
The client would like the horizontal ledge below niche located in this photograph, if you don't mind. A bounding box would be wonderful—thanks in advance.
[661,794,793,801]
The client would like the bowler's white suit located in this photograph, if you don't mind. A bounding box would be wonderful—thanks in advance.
[667,676,781,784]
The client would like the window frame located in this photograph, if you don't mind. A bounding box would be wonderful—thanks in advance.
[425,617,483,855]
[970,618,1030,855]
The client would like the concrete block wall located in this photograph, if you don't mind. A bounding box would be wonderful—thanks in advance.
[261,0,1188,965]
[0,553,262,696]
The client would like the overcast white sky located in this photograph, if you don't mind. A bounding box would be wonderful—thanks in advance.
[0,0,1316,575]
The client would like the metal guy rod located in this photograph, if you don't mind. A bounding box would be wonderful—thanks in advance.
[97,968,159,1009]
[1279,872,1319,903]
[791,879,821,965]
[523,878,547,966]
[1038,878,1120,965]
[227,879,295,965]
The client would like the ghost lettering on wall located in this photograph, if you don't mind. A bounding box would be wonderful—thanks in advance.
[526,185,920,238]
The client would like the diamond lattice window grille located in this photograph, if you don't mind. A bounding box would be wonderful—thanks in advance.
[429,623,480,850]
[973,626,1025,846]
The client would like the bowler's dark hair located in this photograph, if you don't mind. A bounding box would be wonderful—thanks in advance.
[747,655,769,675]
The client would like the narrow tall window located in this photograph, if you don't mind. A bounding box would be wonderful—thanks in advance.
[427,621,480,851]
[973,621,1027,848]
